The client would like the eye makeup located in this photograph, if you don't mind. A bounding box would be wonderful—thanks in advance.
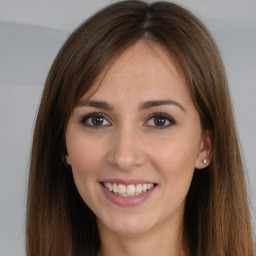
[144,112,176,129]
[80,112,111,128]
[79,111,176,130]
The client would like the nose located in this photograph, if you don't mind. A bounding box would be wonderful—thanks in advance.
[106,125,146,172]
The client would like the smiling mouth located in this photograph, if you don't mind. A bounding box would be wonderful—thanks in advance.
[101,182,156,197]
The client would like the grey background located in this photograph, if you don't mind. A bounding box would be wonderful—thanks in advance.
[0,0,255,255]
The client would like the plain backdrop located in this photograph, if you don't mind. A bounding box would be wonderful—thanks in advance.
[0,0,255,255]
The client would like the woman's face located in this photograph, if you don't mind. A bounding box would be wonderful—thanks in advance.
[65,42,210,236]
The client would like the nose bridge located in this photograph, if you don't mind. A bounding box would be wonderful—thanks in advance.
[107,122,146,171]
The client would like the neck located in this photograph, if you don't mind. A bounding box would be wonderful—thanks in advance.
[97,215,186,256]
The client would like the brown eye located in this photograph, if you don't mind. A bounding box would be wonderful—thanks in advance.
[81,113,111,128]
[154,117,166,126]
[92,116,104,126]
[145,113,175,129]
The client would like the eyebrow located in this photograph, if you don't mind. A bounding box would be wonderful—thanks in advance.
[139,99,186,112]
[77,99,185,112]
[77,100,113,110]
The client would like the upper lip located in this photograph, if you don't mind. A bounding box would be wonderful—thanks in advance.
[99,179,157,186]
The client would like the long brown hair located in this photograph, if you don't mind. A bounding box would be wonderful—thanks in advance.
[26,1,255,255]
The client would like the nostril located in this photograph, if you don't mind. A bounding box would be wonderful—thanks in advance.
[107,151,147,171]
[106,132,146,171]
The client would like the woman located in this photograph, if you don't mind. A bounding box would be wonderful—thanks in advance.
[26,1,255,255]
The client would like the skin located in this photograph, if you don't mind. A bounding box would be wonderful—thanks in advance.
[65,41,212,256]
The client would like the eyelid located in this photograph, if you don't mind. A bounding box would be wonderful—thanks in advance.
[144,112,176,129]
[80,112,112,128]
[79,111,175,129]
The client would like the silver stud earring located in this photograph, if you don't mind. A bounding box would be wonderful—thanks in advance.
[203,158,207,164]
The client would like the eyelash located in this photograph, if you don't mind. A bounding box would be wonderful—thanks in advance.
[144,112,176,129]
[80,112,111,129]
[80,112,176,129]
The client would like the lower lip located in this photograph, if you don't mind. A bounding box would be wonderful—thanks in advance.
[100,184,156,207]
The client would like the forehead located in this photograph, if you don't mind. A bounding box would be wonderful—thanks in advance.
[80,41,191,105]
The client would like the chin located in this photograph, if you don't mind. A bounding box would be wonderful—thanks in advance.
[111,224,151,236]
[99,213,156,236]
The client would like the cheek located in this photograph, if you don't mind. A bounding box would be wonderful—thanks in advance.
[67,133,105,173]
[67,141,107,215]
[151,135,199,193]
[66,135,106,197]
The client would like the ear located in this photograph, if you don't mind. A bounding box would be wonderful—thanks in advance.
[65,154,71,165]
[195,130,212,169]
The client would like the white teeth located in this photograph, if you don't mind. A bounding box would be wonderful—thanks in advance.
[127,185,136,195]
[142,184,148,192]
[103,182,155,196]
[117,184,126,194]
[113,183,118,193]
[136,184,142,193]
[107,183,113,192]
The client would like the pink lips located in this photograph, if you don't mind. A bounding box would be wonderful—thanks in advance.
[99,179,156,207]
